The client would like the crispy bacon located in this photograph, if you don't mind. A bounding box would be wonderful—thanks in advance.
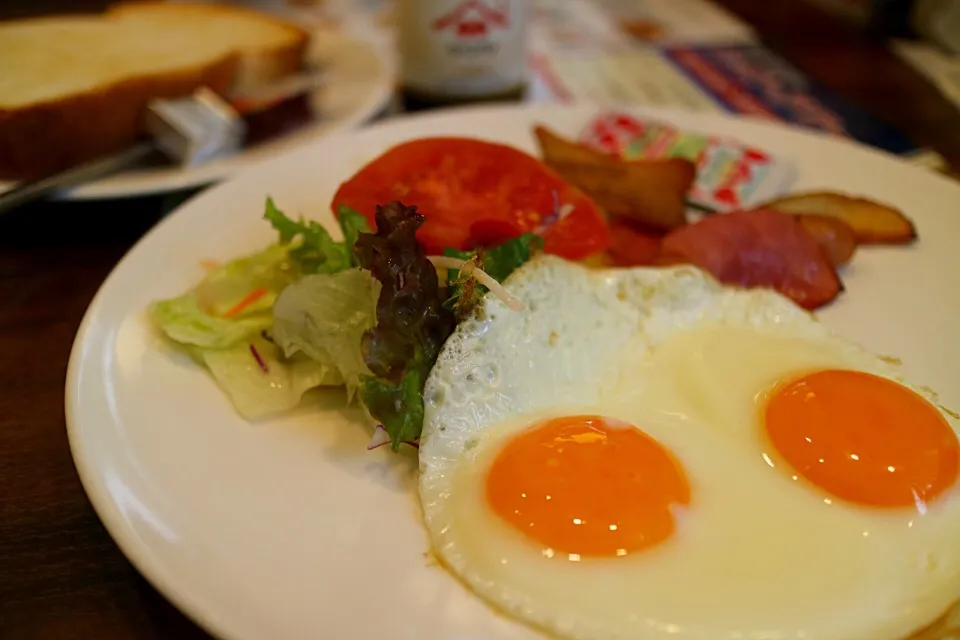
[608,222,662,267]
[660,209,843,309]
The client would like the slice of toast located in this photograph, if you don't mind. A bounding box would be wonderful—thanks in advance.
[0,3,310,180]
[107,2,310,95]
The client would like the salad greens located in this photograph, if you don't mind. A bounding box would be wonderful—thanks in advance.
[272,269,380,398]
[150,201,372,420]
[264,198,371,274]
[354,202,456,449]
[150,244,293,349]
[443,232,544,319]
[149,197,540,450]
[200,339,341,420]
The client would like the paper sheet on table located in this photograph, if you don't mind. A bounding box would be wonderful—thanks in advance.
[564,0,756,45]
[527,1,949,173]
[264,0,952,175]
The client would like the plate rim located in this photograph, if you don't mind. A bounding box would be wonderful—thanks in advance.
[64,102,960,640]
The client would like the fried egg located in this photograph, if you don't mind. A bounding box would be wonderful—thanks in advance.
[419,256,960,640]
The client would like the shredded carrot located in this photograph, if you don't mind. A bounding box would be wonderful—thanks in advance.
[199,259,222,272]
[222,288,268,318]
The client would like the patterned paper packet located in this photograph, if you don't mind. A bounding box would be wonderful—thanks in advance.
[578,111,793,212]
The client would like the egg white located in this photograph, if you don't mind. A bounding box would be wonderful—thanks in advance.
[420,256,960,640]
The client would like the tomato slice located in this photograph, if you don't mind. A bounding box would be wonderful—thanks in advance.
[331,137,610,259]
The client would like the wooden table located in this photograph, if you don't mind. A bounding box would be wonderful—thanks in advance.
[2,2,958,639]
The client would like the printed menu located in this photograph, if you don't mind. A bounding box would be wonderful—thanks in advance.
[271,0,950,173]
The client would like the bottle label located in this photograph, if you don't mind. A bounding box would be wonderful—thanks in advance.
[399,0,530,96]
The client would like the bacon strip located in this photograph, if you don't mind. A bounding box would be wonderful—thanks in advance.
[607,222,662,267]
[660,209,843,309]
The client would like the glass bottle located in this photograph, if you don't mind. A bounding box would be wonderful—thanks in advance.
[396,0,531,110]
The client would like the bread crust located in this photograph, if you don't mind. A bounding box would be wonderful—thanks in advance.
[0,3,311,180]
[106,1,312,94]
[0,55,238,180]
[232,34,310,95]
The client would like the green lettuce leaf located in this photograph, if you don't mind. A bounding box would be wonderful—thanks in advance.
[444,232,543,318]
[151,297,272,349]
[271,268,381,398]
[359,362,426,449]
[150,198,374,420]
[264,198,372,274]
[354,202,455,449]
[149,243,295,349]
[198,337,342,420]
[336,204,372,266]
[265,197,351,274]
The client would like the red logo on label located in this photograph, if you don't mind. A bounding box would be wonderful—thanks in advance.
[432,0,509,37]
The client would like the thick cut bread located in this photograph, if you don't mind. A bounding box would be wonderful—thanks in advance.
[0,3,310,180]
[106,2,310,95]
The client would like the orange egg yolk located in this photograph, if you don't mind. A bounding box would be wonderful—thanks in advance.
[765,370,959,509]
[484,415,690,558]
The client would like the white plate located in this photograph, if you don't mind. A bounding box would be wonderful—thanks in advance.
[0,27,393,201]
[66,104,960,640]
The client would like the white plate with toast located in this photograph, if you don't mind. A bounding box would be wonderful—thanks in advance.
[0,2,393,200]
[65,103,960,640]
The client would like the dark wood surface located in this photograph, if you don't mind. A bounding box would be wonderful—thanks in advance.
[2,1,958,639]
[719,0,960,170]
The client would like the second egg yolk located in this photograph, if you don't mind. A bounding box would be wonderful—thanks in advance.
[485,415,690,559]
[764,369,959,510]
